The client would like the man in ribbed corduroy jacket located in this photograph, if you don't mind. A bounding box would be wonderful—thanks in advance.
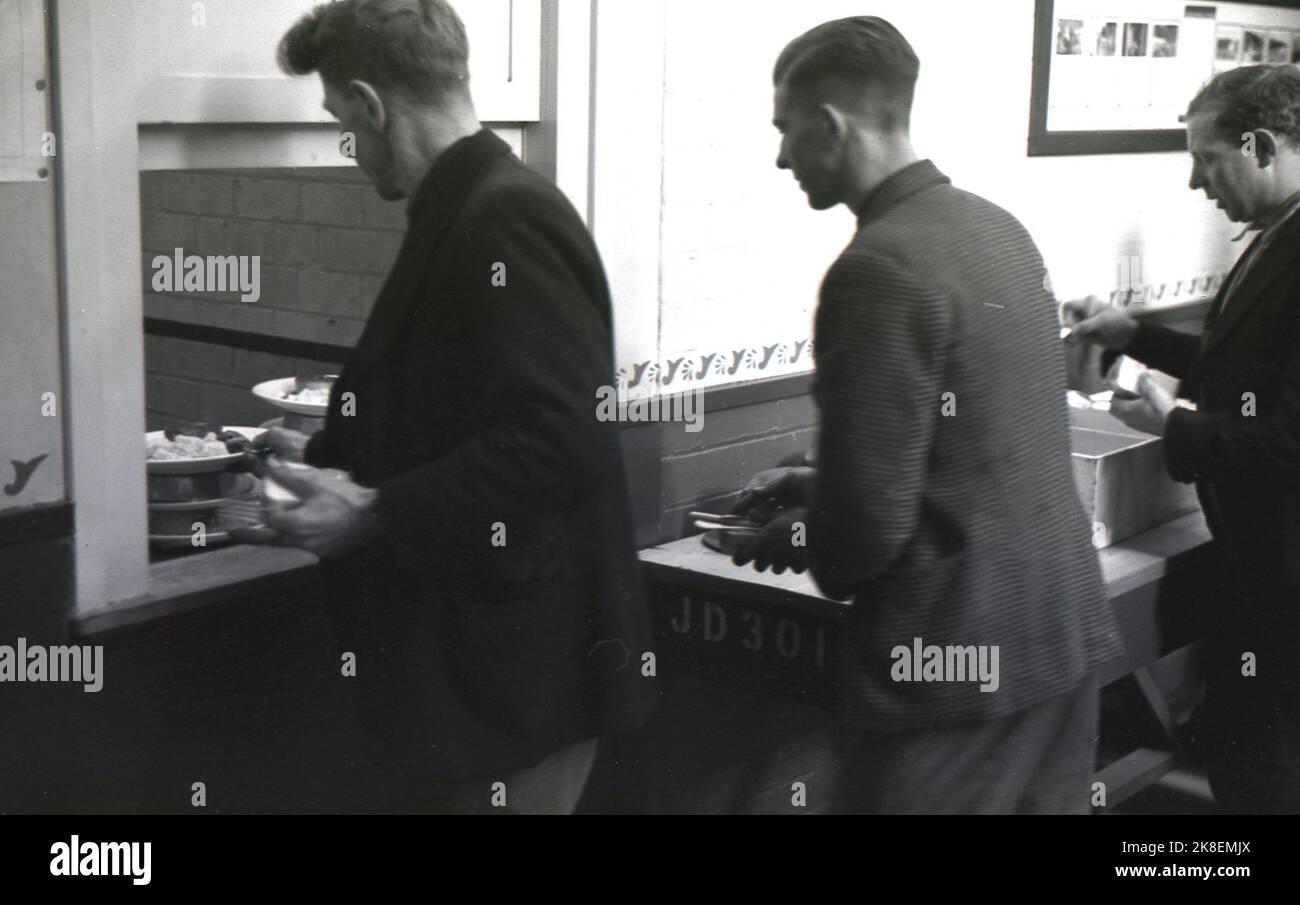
[734,17,1124,813]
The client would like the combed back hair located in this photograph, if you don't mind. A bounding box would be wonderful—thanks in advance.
[773,16,920,131]
[1186,64,1300,148]
[278,0,470,106]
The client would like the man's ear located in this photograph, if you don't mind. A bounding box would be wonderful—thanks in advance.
[816,102,849,145]
[1251,128,1280,167]
[349,79,387,132]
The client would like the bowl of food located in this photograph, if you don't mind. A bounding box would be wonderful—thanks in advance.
[145,426,265,476]
[251,376,337,417]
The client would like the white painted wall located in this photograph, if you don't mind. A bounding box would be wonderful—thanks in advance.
[589,0,1298,391]
[0,181,64,514]
[134,0,539,124]
[0,3,61,515]
[134,0,538,169]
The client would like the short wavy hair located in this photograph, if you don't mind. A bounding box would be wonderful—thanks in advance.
[773,16,920,130]
[1187,64,1300,148]
[278,0,470,105]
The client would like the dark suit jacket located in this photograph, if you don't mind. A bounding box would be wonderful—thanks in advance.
[1124,205,1300,614]
[305,129,654,782]
[810,160,1124,732]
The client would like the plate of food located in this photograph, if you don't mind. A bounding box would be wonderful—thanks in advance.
[145,426,266,475]
[251,375,337,417]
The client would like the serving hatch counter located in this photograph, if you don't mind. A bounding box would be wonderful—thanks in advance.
[638,509,1216,812]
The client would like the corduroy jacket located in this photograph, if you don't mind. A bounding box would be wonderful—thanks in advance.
[810,160,1124,731]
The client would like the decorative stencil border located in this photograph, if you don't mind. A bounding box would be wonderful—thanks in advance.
[617,338,814,389]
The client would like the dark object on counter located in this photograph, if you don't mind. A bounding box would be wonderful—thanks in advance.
[701,528,747,557]
[692,510,761,558]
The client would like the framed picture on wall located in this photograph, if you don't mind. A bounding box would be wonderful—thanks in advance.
[1028,0,1300,155]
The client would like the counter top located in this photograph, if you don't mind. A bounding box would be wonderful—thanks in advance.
[639,509,1213,609]
[71,510,1211,639]
[72,544,319,638]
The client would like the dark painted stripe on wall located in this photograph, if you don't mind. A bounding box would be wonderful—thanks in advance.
[0,500,73,548]
[144,317,351,364]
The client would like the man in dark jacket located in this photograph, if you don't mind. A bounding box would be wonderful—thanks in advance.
[1067,65,1300,813]
[259,0,653,813]
[734,17,1123,813]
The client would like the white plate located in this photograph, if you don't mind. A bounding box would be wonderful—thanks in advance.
[148,497,263,548]
[251,375,337,416]
[145,427,266,475]
[149,531,234,549]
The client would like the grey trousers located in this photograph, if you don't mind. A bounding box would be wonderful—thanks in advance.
[832,678,1101,814]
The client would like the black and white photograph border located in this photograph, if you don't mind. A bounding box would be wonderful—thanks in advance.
[0,0,1295,865]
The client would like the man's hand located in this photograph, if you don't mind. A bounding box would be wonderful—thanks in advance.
[731,466,817,522]
[252,427,311,464]
[730,506,811,575]
[1109,371,1177,436]
[257,459,383,558]
[1061,295,1139,351]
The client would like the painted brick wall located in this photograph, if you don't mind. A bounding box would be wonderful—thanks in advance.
[139,166,400,431]
[140,167,400,341]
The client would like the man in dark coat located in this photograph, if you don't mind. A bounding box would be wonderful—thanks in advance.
[734,17,1123,813]
[1068,65,1300,814]
[260,0,653,812]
